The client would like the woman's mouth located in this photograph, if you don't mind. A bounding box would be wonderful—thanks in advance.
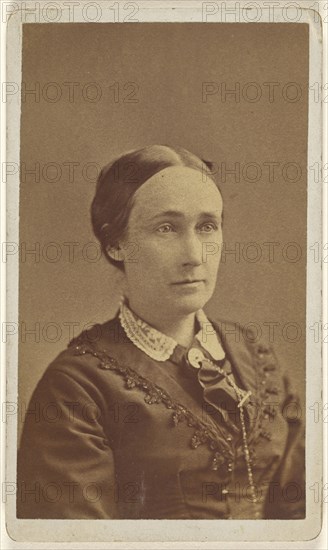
[171,279,205,287]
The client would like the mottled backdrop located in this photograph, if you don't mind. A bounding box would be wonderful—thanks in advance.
[18,23,308,439]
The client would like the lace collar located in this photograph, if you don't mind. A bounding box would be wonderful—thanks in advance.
[119,300,225,362]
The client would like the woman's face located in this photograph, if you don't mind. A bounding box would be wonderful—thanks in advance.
[119,166,223,320]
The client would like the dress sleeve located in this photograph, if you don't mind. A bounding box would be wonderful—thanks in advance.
[264,367,306,519]
[17,367,118,519]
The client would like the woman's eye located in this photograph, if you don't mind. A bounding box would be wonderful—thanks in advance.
[199,223,218,233]
[157,224,174,233]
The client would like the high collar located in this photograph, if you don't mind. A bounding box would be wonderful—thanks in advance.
[119,300,225,362]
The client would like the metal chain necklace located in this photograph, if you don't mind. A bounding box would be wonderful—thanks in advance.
[190,350,258,504]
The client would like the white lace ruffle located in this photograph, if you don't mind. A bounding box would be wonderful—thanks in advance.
[119,301,225,362]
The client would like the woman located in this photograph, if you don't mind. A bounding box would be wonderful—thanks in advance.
[17,145,305,520]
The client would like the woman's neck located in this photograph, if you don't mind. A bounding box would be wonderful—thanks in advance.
[157,314,197,348]
[126,300,198,348]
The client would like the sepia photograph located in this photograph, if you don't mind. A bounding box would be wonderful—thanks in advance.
[2,0,324,546]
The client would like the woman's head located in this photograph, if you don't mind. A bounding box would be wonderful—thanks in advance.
[91,145,223,319]
[91,145,220,268]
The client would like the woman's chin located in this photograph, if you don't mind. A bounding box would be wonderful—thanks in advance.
[168,292,210,316]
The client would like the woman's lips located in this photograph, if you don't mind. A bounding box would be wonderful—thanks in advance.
[171,279,205,286]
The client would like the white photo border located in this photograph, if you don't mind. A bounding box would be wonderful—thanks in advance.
[3,0,325,545]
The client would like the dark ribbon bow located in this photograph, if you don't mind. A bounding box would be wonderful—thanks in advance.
[196,355,255,430]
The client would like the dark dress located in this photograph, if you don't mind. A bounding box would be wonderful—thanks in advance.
[17,313,305,519]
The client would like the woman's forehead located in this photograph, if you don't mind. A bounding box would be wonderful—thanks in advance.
[131,166,222,213]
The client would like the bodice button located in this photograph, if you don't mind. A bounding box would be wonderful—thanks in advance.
[187,348,204,369]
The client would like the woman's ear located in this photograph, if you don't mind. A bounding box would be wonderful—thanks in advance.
[105,245,125,263]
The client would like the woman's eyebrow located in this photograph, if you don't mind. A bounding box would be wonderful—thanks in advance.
[198,211,222,220]
[146,210,184,221]
[146,210,222,221]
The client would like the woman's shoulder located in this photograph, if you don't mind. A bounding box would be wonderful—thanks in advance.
[39,315,130,389]
[210,316,276,365]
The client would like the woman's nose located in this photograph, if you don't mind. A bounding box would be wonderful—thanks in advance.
[181,232,203,266]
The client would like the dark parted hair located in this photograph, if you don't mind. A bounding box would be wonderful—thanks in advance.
[91,144,219,270]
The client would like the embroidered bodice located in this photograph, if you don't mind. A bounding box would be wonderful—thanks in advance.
[17,313,305,520]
